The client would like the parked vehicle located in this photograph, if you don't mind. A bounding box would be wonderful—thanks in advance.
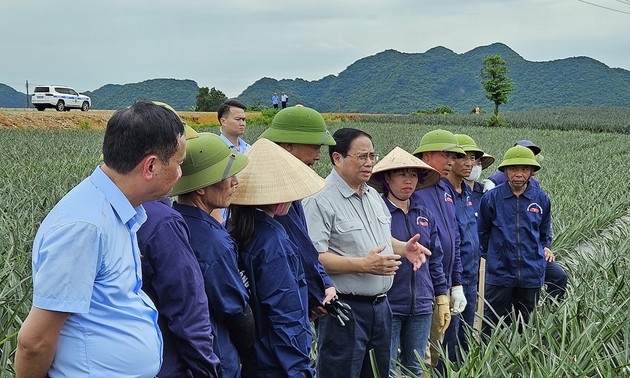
[32,85,91,111]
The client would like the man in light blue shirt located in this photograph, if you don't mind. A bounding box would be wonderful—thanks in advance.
[218,99,250,154]
[217,99,250,222]
[15,101,187,377]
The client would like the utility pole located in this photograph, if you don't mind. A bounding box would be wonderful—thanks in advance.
[26,80,29,109]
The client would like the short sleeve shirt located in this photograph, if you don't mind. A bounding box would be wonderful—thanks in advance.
[32,167,162,377]
[303,169,394,296]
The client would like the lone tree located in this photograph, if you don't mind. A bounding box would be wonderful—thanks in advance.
[481,54,514,126]
[196,87,227,111]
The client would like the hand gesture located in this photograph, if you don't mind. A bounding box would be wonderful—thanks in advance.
[405,234,431,271]
[363,245,401,275]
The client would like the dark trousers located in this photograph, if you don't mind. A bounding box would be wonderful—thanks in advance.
[316,298,392,378]
[545,261,568,299]
[281,101,287,109]
[482,284,540,336]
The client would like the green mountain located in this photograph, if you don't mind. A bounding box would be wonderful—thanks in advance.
[83,78,199,110]
[237,43,630,113]
[0,84,28,108]
[2,43,630,113]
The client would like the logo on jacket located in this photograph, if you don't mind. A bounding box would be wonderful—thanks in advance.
[444,192,453,203]
[416,216,429,227]
[527,203,543,215]
[466,195,473,207]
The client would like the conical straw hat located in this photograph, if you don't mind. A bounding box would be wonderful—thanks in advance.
[368,146,441,193]
[231,138,325,205]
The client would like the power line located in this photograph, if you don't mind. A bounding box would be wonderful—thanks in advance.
[577,0,630,14]
[613,0,630,6]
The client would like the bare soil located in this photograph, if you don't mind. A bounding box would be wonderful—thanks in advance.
[0,109,218,130]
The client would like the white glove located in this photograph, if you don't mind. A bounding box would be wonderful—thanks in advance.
[450,285,467,315]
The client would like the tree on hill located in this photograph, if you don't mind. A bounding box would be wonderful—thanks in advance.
[196,87,227,111]
[481,54,514,126]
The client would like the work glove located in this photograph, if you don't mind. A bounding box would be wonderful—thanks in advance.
[435,295,451,333]
[324,296,351,327]
[450,285,467,315]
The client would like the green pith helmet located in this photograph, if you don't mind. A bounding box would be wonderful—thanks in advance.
[259,105,336,146]
[454,134,484,159]
[170,133,248,196]
[412,129,466,157]
[498,145,541,172]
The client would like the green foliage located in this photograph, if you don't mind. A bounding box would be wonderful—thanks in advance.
[413,106,455,115]
[485,114,508,127]
[481,54,514,117]
[247,108,278,125]
[77,119,92,130]
[196,87,228,112]
[2,112,630,377]
[84,79,199,111]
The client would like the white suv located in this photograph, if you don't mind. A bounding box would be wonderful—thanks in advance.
[32,85,91,111]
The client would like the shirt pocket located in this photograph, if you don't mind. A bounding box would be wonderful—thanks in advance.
[335,219,364,233]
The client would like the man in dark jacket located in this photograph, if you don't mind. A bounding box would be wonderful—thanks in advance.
[412,129,467,369]
[479,146,553,335]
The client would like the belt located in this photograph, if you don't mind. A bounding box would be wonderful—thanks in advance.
[338,293,387,305]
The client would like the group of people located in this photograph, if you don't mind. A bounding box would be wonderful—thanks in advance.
[15,100,567,378]
[272,92,289,109]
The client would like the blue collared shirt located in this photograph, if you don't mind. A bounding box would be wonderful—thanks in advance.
[32,166,162,377]
[219,133,250,154]
[219,134,250,223]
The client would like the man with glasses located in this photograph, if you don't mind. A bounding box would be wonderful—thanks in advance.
[304,128,432,378]
[412,129,467,372]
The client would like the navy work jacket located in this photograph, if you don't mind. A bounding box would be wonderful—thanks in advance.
[240,211,313,377]
[478,182,552,288]
[384,194,447,316]
[412,179,463,288]
[174,202,251,378]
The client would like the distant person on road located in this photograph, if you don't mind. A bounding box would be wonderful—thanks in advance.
[367,146,442,377]
[15,101,185,377]
[170,133,256,378]
[229,138,326,377]
[281,92,289,109]
[272,93,280,109]
[479,145,552,335]
[137,103,221,378]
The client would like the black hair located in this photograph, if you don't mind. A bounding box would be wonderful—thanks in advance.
[328,128,372,164]
[227,205,258,252]
[217,99,246,121]
[102,101,184,174]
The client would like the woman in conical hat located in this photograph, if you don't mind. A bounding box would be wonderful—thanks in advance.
[368,146,444,376]
[228,138,325,377]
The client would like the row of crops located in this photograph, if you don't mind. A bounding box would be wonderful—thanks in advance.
[1,115,629,376]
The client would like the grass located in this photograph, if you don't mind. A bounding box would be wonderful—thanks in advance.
[1,108,630,376]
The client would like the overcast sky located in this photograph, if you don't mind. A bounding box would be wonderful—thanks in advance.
[2,0,628,98]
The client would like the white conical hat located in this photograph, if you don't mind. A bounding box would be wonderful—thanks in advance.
[368,146,441,193]
[231,138,325,205]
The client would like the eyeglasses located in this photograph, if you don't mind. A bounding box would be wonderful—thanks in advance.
[345,152,379,163]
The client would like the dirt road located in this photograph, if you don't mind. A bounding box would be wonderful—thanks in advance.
[0,109,218,130]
